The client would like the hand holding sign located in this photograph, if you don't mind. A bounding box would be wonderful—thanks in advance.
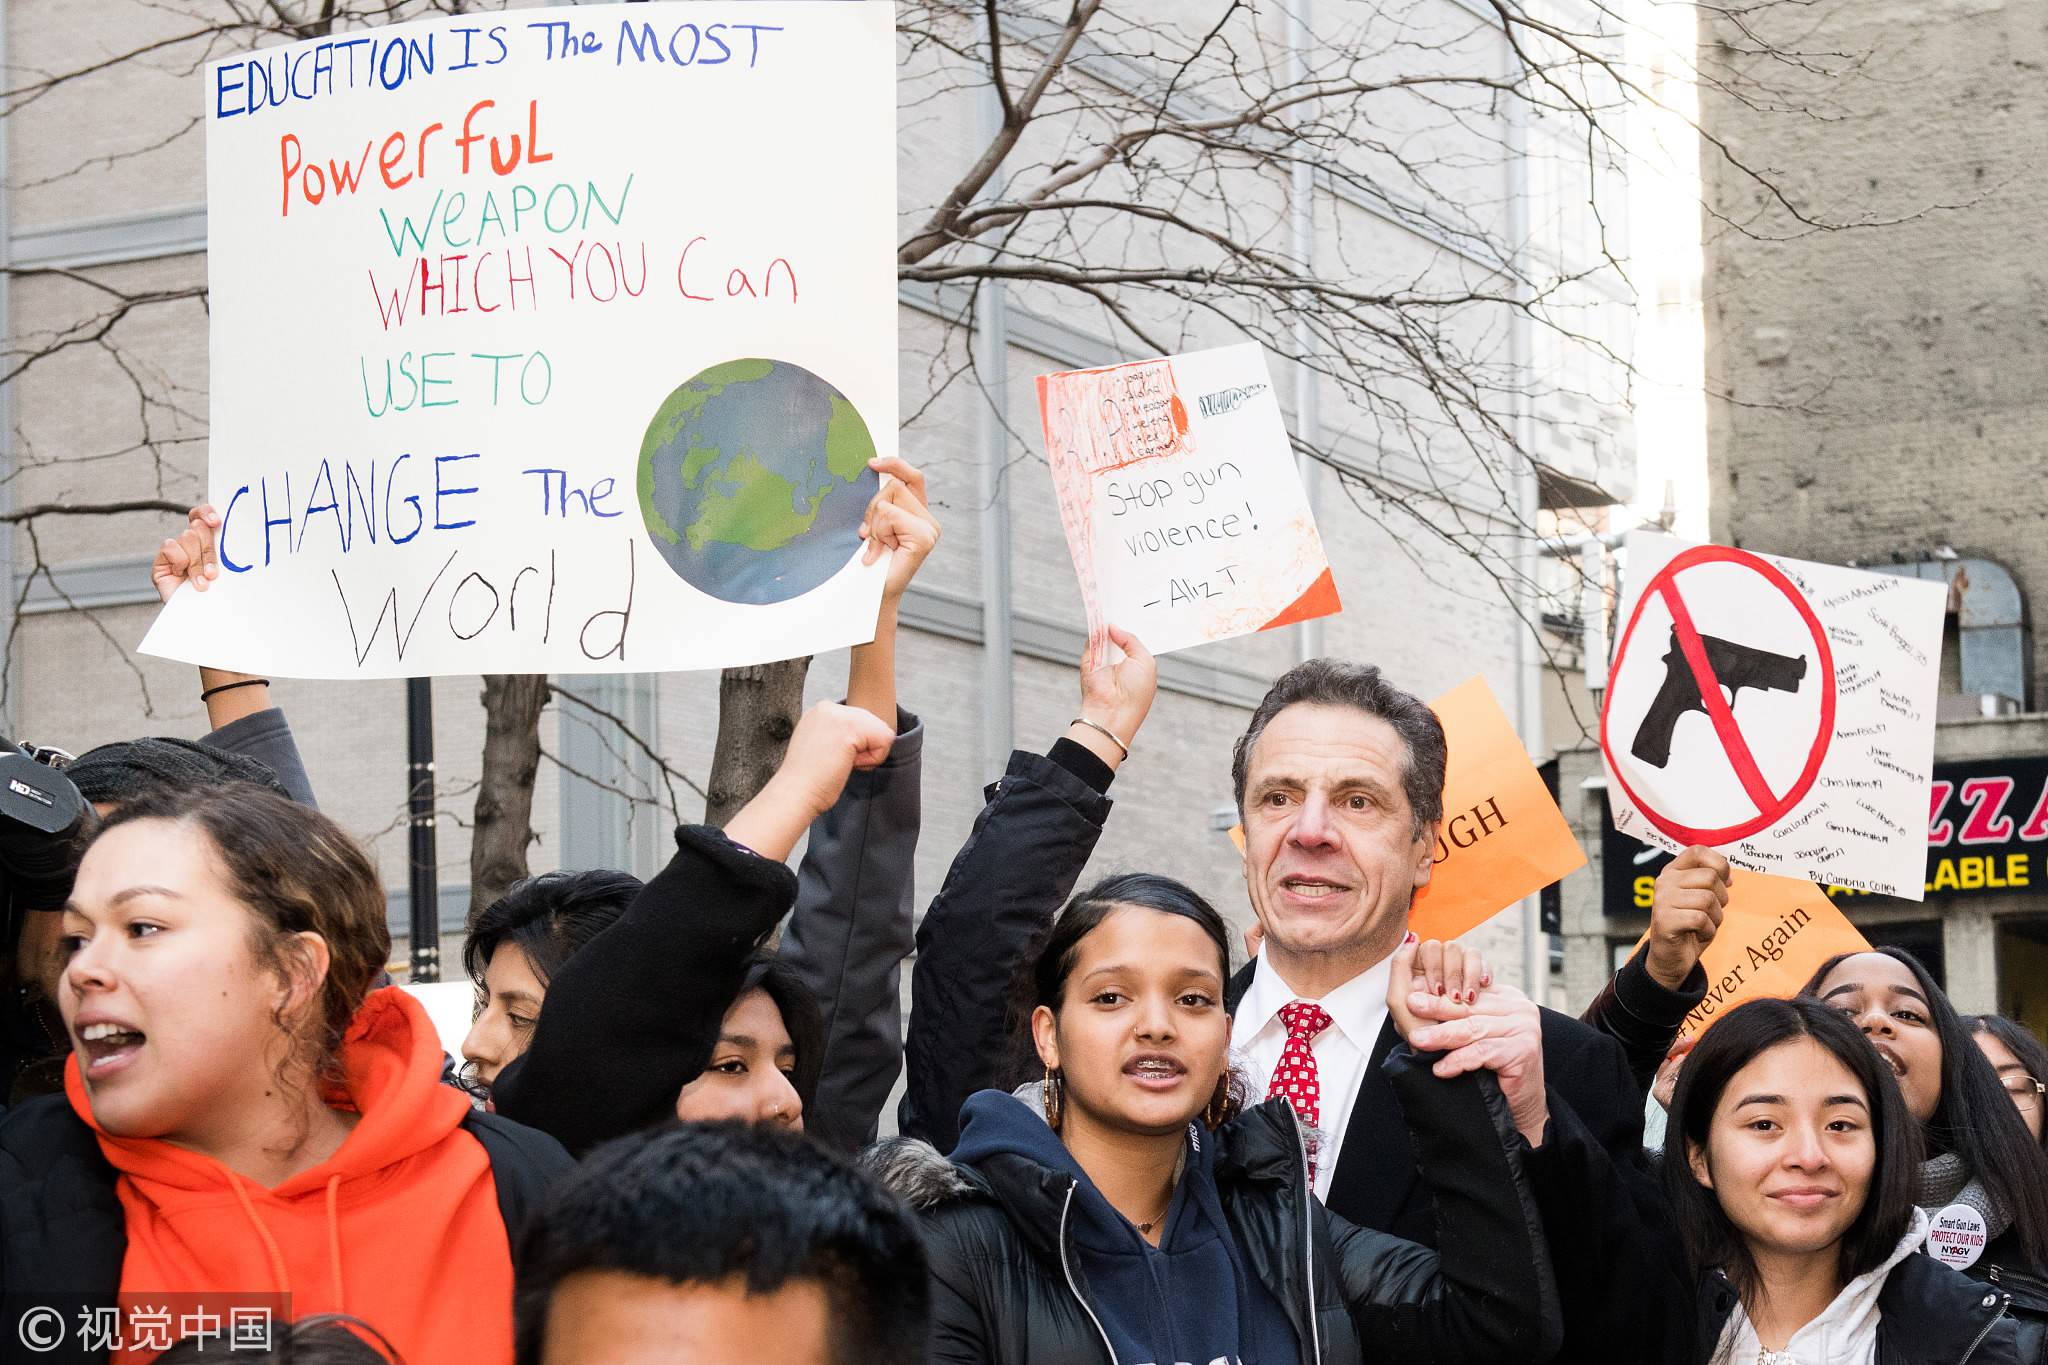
[1644,845,1730,992]
[859,457,942,601]
[1639,871,1869,1038]
[153,505,225,601]
[1066,625,1158,774]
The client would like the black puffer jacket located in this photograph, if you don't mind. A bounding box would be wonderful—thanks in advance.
[1694,1250,2034,1365]
[872,1051,1561,1365]
[1980,1227,2048,1356]
[1516,1104,2046,1365]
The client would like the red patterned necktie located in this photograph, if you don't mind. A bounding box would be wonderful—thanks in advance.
[1267,1000,1334,1177]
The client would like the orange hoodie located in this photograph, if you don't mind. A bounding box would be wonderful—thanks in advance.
[67,987,516,1365]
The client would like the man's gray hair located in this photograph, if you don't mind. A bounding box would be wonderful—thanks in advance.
[1230,658,1447,836]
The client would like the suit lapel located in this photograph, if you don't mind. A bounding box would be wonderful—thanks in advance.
[1231,959,1428,1242]
[1324,1015,1424,1240]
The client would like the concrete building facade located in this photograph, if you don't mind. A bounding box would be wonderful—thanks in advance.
[1,0,1642,1014]
[1550,0,2048,1029]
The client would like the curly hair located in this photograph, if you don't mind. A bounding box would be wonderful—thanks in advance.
[92,781,389,1088]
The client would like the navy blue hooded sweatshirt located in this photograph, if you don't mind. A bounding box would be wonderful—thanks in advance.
[950,1090,1297,1365]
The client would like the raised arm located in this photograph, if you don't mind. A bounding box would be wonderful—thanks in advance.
[1327,1057,1563,1365]
[153,503,318,807]
[1579,846,1725,1093]
[841,455,937,728]
[492,702,894,1155]
[896,627,1156,1150]
[1403,940,1693,1365]
[204,706,317,809]
[1327,938,1562,1362]
[781,458,940,1149]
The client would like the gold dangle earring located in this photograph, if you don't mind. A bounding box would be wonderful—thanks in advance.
[1204,1073,1232,1130]
[1042,1064,1065,1131]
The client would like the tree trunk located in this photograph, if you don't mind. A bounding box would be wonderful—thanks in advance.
[471,673,551,915]
[704,656,812,826]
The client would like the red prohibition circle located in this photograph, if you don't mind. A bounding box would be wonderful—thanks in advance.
[1599,544,1837,846]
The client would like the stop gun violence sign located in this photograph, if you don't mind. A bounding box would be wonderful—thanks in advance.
[1601,532,1947,899]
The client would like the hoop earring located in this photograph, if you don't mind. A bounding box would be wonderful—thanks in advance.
[1204,1073,1232,1130]
[1042,1064,1065,1131]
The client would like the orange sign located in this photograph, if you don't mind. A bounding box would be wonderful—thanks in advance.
[1637,871,1870,1037]
[1408,676,1587,940]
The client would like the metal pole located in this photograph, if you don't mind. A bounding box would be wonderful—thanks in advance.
[406,677,440,981]
[977,83,1015,779]
[1287,0,1324,664]
[1580,540,1610,695]
[1503,23,1548,1001]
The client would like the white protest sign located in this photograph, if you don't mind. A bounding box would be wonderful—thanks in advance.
[142,3,896,679]
[1035,343,1339,657]
[1601,532,1947,898]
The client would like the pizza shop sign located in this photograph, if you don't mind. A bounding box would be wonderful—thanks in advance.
[1608,754,2048,907]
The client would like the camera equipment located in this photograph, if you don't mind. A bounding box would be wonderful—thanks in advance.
[0,738,87,928]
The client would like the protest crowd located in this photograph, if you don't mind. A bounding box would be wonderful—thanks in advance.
[0,458,2034,1365]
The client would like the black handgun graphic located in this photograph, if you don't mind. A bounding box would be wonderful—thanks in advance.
[1632,628,1807,768]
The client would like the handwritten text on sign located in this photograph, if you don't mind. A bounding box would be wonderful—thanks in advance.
[143,4,898,679]
[1631,872,1869,1038]
[1037,343,1339,657]
[1601,533,1946,898]
[1409,676,1587,941]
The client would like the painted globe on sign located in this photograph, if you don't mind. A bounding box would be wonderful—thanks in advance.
[637,359,879,605]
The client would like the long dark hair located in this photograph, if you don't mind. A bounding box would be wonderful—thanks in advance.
[1969,1014,2048,1155]
[1663,997,1921,1314]
[1801,947,2048,1266]
[1009,872,1244,1113]
[739,952,825,1114]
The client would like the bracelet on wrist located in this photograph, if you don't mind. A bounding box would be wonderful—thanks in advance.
[200,677,270,703]
[1069,717,1131,763]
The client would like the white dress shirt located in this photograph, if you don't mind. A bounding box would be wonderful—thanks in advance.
[1233,947,1394,1201]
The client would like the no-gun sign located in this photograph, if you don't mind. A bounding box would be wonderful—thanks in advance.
[1037,343,1340,657]
[143,3,897,678]
[1601,532,1946,898]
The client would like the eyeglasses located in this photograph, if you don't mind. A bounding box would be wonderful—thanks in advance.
[2003,1075,2045,1111]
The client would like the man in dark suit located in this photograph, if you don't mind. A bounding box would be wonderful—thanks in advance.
[905,647,1711,1359]
[1225,658,1700,1359]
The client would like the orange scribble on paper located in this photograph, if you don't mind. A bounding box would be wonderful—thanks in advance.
[1040,358,1193,475]
[1039,357,1196,645]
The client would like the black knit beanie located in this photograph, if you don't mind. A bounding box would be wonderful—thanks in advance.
[66,737,290,806]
